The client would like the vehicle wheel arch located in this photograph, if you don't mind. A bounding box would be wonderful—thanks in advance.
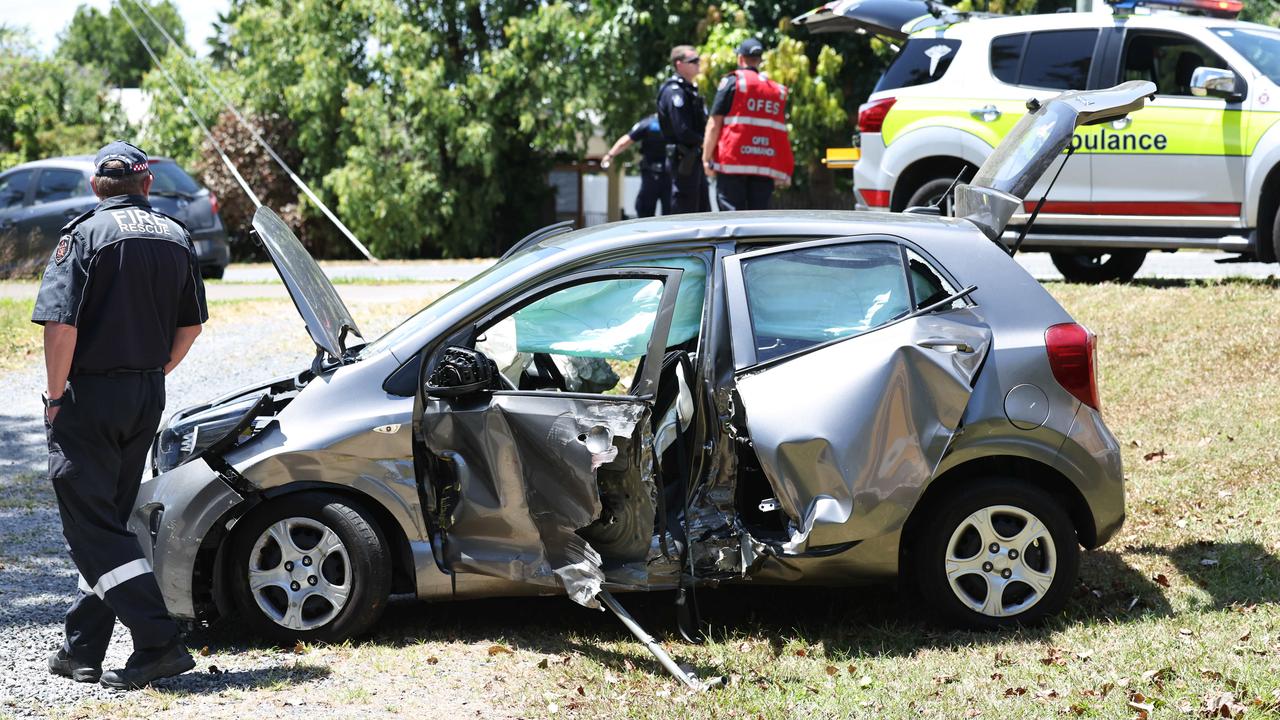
[899,455,1098,574]
[202,482,418,623]
[1254,162,1280,263]
[891,156,980,212]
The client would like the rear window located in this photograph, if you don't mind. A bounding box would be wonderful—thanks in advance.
[989,29,1098,90]
[874,39,963,92]
[149,161,202,195]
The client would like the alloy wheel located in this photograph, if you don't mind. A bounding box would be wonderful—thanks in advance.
[248,517,352,630]
[943,504,1057,618]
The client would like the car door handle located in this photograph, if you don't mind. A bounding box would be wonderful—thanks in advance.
[916,338,976,353]
[970,105,1001,122]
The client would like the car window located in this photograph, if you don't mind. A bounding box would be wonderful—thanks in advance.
[990,33,1026,85]
[905,247,965,310]
[475,277,665,394]
[740,242,911,364]
[0,170,33,211]
[1122,31,1229,96]
[1213,26,1280,84]
[621,255,706,350]
[149,161,202,195]
[34,169,88,204]
[1018,29,1097,90]
[874,39,963,93]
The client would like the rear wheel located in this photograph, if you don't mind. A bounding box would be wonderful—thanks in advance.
[227,493,391,643]
[1050,249,1147,283]
[912,477,1079,629]
[903,176,960,215]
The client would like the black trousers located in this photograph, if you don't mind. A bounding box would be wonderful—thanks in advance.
[667,157,709,214]
[635,169,671,217]
[716,174,775,211]
[47,371,177,665]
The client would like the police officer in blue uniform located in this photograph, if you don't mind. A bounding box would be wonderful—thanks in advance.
[34,141,207,690]
[657,45,710,214]
[601,114,671,217]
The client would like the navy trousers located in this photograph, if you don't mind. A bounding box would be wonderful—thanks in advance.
[716,174,775,211]
[47,371,178,665]
[635,170,671,217]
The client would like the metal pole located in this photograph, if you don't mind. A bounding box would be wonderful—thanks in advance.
[596,590,712,691]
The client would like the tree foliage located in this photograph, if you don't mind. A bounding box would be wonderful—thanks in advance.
[56,0,187,87]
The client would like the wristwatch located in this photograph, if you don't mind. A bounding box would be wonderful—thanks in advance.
[42,392,63,409]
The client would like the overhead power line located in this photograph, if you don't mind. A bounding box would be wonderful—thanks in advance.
[117,4,262,209]
[126,0,378,262]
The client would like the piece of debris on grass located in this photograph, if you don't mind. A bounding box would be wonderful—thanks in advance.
[487,644,514,657]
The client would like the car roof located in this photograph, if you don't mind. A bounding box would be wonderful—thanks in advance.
[923,8,1252,38]
[2,155,183,175]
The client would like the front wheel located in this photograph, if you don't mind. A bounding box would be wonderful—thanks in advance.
[227,493,392,643]
[1050,249,1147,283]
[912,478,1080,629]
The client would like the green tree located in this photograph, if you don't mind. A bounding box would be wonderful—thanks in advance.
[57,1,187,88]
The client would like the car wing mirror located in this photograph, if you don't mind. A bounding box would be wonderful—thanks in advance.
[1190,66,1245,101]
[422,346,499,398]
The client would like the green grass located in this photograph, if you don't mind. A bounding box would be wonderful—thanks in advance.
[0,298,40,371]
[46,278,1280,719]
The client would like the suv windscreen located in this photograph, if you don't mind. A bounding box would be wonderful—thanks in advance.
[149,161,202,195]
[1213,26,1280,84]
[874,39,962,92]
[989,29,1098,90]
[1121,32,1229,96]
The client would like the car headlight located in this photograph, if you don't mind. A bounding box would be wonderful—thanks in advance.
[155,394,266,474]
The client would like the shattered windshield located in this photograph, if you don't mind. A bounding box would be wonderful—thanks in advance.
[359,246,562,359]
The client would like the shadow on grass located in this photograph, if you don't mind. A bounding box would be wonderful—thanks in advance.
[1047,276,1280,289]
[145,661,332,695]
[180,542,1280,685]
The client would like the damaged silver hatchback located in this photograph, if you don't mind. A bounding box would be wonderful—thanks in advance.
[131,83,1152,654]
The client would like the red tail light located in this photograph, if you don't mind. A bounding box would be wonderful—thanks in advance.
[857,97,897,133]
[1045,323,1099,410]
[208,191,219,216]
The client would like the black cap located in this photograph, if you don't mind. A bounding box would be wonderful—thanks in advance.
[94,140,150,177]
[735,38,765,57]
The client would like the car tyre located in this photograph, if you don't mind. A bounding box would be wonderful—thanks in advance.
[903,176,961,215]
[1270,202,1280,264]
[1049,249,1146,283]
[227,492,391,643]
[912,477,1079,630]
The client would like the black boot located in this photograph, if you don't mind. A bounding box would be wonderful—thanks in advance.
[99,641,195,690]
[48,648,102,683]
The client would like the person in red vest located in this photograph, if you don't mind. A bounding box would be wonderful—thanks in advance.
[702,38,794,211]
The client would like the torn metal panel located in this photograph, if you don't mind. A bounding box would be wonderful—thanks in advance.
[419,395,653,608]
[734,310,992,552]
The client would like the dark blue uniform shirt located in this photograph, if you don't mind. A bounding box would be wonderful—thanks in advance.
[656,76,707,148]
[32,194,209,372]
[628,114,668,168]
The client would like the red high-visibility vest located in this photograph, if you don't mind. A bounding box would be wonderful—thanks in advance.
[712,69,794,183]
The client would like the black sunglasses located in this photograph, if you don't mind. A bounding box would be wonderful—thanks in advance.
[679,56,701,64]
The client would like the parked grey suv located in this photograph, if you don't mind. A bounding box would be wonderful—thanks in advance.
[128,82,1152,649]
[0,156,230,278]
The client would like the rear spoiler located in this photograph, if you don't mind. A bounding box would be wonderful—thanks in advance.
[954,81,1156,244]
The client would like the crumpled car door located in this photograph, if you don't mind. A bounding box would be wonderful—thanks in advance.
[722,237,992,553]
[413,268,684,609]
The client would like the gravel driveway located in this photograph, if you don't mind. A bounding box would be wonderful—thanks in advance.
[0,288,431,719]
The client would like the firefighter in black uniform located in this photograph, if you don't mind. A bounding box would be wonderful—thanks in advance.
[656,45,710,214]
[601,114,670,217]
[34,141,207,690]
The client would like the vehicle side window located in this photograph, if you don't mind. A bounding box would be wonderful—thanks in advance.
[0,170,33,211]
[475,278,665,394]
[34,170,88,204]
[1018,29,1097,90]
[990,33,1026,85]
[874,39,963,93]
[1121,32,1229,97]
[905,247,965,311]
[740,242,911,364]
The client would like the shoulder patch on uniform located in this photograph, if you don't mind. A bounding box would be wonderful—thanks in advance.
[54,235,72,265]
[719,75,734,91]
[673,93,684,108]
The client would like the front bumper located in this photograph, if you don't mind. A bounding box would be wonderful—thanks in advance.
[191,219,231,271]
[128,458,244,619]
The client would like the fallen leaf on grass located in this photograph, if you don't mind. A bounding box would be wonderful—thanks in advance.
[1143,449,1166,462]
[933,674,958,685]
[1039,647,1067,667]
[1239,630,1251,642]
[1128,692,1154,720]
[1154,574,1171,588]
[426,656,439,665]
[537,658,549,669]
[1203,691,1247,718]
[199,646,211,656]
[991,673,1004,681]
[1069,703,1088,715]
[1142,668,1175,689]
[1004,687,1027,697]
[794,648,808,657]
[825,665,838,677]
[292,641,306,655]
[487,644,513,656]
[994,651,1013,667]
[208,665,222,675]
[846,664,857,675]
[1034,688,1060,700]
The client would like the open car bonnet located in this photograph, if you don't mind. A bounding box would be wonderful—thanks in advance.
[954,81,1157,243]
[792,0,961,41]
[252,206,363,362]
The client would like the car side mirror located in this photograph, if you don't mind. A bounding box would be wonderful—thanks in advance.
[422,346,499,398]
[1190,66,1245,101]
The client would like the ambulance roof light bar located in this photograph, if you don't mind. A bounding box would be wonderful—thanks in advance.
[1106,0,1242,18]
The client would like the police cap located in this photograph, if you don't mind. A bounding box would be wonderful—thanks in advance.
[735,38,765,57]
[94,140,150,177]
